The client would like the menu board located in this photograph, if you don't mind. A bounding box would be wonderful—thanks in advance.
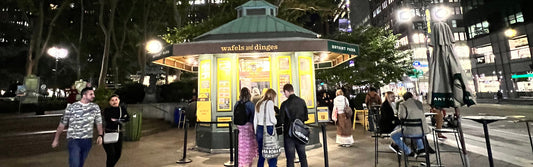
[239,57,271,97]
[298,56,315,108]
[217,58,232,111]
[197,59,211,123]
[278,56,292,104]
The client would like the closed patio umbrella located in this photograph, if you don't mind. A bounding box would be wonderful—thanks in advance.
[427,22,476,166]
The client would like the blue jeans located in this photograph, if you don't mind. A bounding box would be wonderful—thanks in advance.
[284,134,308,167]
[68,138,93,167]
[391,129,424,155]
[256,125,277,167]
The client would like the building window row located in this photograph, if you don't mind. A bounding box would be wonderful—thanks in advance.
[468,20,489,38]
[505,12,524,25]
[453,7,462,15]
[464,0,484,11]
[449,0,460,2]
[509,36,531,60]
[472,45,494,64]
[454,32,467,41]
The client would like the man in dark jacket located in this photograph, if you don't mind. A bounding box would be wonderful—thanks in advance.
[280,84,308,167]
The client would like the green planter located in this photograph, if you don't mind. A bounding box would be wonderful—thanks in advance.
[125,111,142,141]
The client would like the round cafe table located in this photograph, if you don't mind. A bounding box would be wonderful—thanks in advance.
[462,116,507,167]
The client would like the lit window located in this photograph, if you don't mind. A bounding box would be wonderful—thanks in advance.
[505,12,524,25]
[508,36,531,59]
[472,45,494,64]
[468,20,490,38]
[382,1,387,9]
[451,20,457,27]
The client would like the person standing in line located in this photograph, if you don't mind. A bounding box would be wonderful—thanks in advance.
[252,88,262,104]
[51,87,103,167]
[102,95,130,167]
[235,88,257,167]
[365,87,382,131]
[280,84,308,167]
[254,89,278,167]
[332,89,354,147]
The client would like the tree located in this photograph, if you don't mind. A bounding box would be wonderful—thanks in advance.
[96,0,118,88]
[316,26,413,88]
[20,0,72,76]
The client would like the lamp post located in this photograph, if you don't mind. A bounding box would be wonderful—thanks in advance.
[499,28,517,98]
[47,47,68,89]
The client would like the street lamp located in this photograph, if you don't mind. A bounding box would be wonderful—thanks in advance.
[47,47,68,89]
[504,28,517,38]
[146,39,163,54]
[432,6,452,21]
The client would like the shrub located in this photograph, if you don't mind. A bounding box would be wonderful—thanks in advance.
[115,83,146,104]
[158,79,198,103]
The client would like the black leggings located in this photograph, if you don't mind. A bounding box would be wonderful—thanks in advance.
[103,133,123,167]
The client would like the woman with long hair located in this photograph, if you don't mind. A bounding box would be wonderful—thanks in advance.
[380,91,399,134]
[234,87,258,167]
[102,95,130,167]
[332,89,354,147]
[253,89,278,167]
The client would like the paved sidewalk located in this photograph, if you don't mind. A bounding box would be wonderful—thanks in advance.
[0,124,519,167]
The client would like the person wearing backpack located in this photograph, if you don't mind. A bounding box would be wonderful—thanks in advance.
[280,84,309,167]
[254,89,278,167]
[234,87,257,167]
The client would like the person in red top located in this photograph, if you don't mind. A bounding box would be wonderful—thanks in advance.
[66,85,79,104]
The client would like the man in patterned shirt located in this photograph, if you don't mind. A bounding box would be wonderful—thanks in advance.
[52,87,103,167]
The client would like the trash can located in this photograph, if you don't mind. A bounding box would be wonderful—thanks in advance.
[125,111,142,141]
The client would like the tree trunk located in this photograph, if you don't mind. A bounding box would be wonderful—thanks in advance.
[97,0,118,88]
[77,0,85,79]
[139,0,152,84]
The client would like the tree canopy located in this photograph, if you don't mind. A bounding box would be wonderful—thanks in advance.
[317,26,413,88]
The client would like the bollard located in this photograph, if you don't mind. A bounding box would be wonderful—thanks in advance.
[176,120,192,164]
[234,129,239,167]
[321,124,329,167]
[224,122,234,166]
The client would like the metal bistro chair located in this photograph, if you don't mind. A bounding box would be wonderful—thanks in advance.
[432,127,465,166]
[400,119,431,167]
[373,108,401,167]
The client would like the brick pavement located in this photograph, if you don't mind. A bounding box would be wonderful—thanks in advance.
[0,124,519,167]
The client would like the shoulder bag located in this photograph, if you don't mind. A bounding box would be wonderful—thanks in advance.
[284,106,310,144]
[103,107,121,144]
[262,101,281,159]
[344,97,353,118]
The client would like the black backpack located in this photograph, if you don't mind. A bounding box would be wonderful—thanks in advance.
[233,101,248,125]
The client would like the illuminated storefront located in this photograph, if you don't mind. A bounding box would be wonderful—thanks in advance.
[152,0,359,151]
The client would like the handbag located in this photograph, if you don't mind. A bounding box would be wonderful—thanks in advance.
[344,98,353,118]
[103,107,121,144]
[284,107,310,144]
[262,101,281,159]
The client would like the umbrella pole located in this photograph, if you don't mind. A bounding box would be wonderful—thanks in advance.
[455,107,470,166]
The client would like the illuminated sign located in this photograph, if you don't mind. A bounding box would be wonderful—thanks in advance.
[327,41,359,55]
[219,44,279,52]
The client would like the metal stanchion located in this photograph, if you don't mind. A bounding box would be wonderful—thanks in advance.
[321,124,329,167]
[176,120,192,164]
[224,122,234,166]
[234,129,240,167]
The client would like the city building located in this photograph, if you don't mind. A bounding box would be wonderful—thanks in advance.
[461,0,533,98]
[364,0,472,96]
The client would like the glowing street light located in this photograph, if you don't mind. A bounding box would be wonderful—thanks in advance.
[433,6,451,21]
[504,28,517,38]
[397,9,414,23]
[146,40,163,54]
[47,46,68,88]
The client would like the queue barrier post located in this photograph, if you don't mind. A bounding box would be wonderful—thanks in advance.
[176,120,192,164]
